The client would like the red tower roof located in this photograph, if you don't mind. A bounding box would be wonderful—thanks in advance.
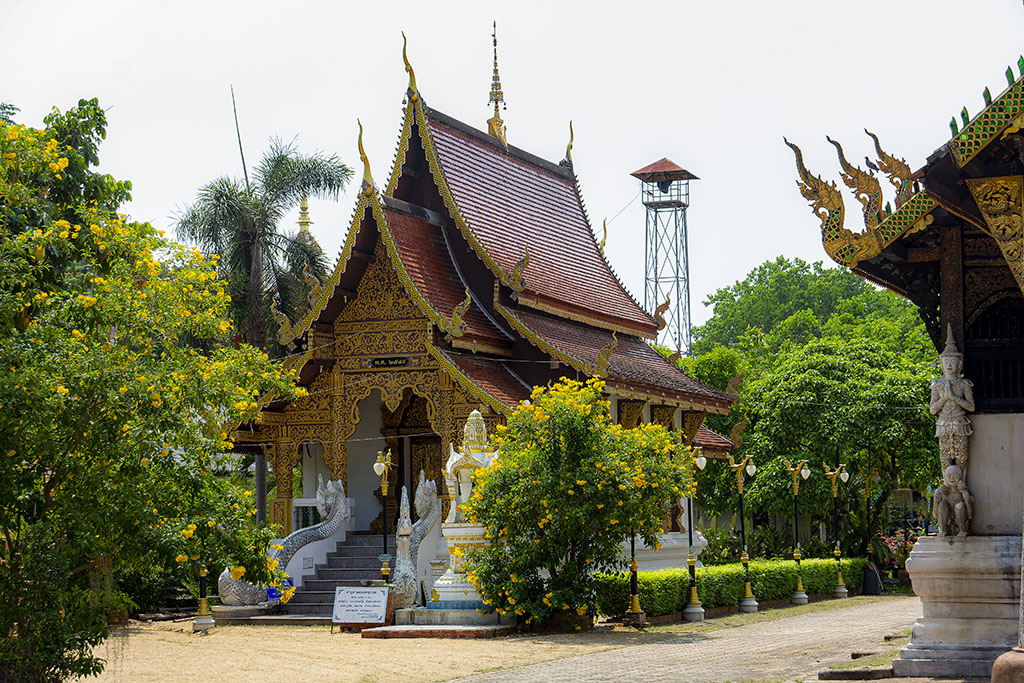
[631,158,699,182]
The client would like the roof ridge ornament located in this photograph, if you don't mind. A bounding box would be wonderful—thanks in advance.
[402,32,419,103]
[598,218,607,255]
[863,129,912,207]
[654,297,670,331]
[561,120,574,167]
[510,246,529,292]
[595,331,617,376]
[449,288,472,338]
[826,136,882,230]
[357,119,376,197]
[487,21,508,149]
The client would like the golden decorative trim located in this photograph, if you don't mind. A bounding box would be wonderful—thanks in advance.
[494,301,593,375]
[827,136,882,230]
[606,384,730,415]
[617,399,644,429]
[564,120,573,164]
[516,294,656,339]
[965,176,1024,295]
[486,21,507,148]
[595,332,617,376]
[425,342,509,416]
[950,70,1024,167]
[280,193,369,346]
[450,337,512,357]
[680,411,706,447]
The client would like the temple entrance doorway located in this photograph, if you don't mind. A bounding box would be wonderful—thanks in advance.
[292,442,330,531]
[347,390,388,532]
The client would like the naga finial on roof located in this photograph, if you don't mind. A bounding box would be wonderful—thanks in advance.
[595,332,617,376]
[654,297,670,331]
[598,218,607,255]
[510,246,529,292]
[563,120,574,165]
[863,129,912,207]
[402,32,419,103]
[784,137,881,268]
[449,288,472,337]
[487,21,508,148]
[357,119,375,196]
[826,136,882,230]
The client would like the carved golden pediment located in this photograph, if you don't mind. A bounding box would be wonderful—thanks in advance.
[966,176,1024,296]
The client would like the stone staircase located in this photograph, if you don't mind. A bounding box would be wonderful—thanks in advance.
[282,532,394,616]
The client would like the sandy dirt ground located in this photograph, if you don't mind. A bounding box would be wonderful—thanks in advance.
[91,621,651,683]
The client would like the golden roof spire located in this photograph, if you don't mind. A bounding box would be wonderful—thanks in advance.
[487,21,507,148]
[357,119,375,196]
[297,193,313,232]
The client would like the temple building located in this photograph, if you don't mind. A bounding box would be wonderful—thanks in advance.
[788,60,1024,677]
[234,36,733,545]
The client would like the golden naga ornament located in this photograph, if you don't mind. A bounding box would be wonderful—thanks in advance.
[510,246,529,292]
[827,136,883,230]
[785,137,881,268]
[864,129,912,207]
[653,297,670,331]
[595,331,617,376]
[357,119,375,197]
[448,288,472,338]
[401,32,419,103]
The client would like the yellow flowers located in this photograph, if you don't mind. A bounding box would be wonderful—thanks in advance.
[181,523,196,539]
[77,294,96,308]
[271,543,283,551]
[175,554,188,562]
[55,385,69,396]
[207,520,216,527]
[229,566,246,580]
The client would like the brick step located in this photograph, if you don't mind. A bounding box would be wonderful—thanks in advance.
[338,534,395,548]
[281,602,336,616]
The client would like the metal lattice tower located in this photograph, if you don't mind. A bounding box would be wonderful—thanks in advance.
[631,158,699,354]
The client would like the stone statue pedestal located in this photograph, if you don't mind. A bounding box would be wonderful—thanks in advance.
[433,522,489,606]
[893,535,1020,678]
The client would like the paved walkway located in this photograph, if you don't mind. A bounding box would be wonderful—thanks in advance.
[462,597,922,683]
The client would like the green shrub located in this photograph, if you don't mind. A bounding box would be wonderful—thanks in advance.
[595,557,867,617]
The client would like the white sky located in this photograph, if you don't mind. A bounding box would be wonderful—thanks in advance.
[3,1,1022,327]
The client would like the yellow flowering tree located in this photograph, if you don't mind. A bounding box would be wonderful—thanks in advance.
[461,378,693,626]
[0,101,300,680]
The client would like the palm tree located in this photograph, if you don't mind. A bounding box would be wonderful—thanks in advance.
[177,138,352,350]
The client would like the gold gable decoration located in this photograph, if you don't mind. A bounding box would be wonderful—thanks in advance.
[965,176,1024,296]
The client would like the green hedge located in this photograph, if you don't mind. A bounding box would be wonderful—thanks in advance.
[594,558,867,618]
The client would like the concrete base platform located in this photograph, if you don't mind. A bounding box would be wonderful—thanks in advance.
[893,535,1019,678]
[212,613,332,626]
[395,607,513,626]
[361,624,516,638]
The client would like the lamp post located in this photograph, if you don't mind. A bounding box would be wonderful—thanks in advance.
[192,564,215,633]
[623,531,645,627]
[683,448,708,622]
[784,459,811,605]
[825,463,850,599]
[373,448,393,582]
[728,454,758,613]
[859,467,880,561]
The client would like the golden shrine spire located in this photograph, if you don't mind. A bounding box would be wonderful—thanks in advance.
[297,193,313,232]
[487,21,508,148]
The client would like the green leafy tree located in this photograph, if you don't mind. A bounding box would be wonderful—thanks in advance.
[461,378,692,626]
[0,104,300,680]
[176,139,352,350]
[692,256,869,354]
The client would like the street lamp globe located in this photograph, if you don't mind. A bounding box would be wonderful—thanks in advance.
[840,470,850,483]
[373,460,385,476]
[745,463,757,477]
[695,454,707,471]
[800,466,811,480]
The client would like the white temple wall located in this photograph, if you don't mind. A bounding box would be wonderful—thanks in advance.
[966,413,1024,535]
[348,390,387,532]
[299,443,331,497]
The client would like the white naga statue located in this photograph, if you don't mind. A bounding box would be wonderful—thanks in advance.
[929,324,975,537]
[391,471,441,608]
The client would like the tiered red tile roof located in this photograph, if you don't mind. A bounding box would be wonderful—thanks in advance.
[498,305,731,411]
[425,109,657,336]
[383,205,507,348]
